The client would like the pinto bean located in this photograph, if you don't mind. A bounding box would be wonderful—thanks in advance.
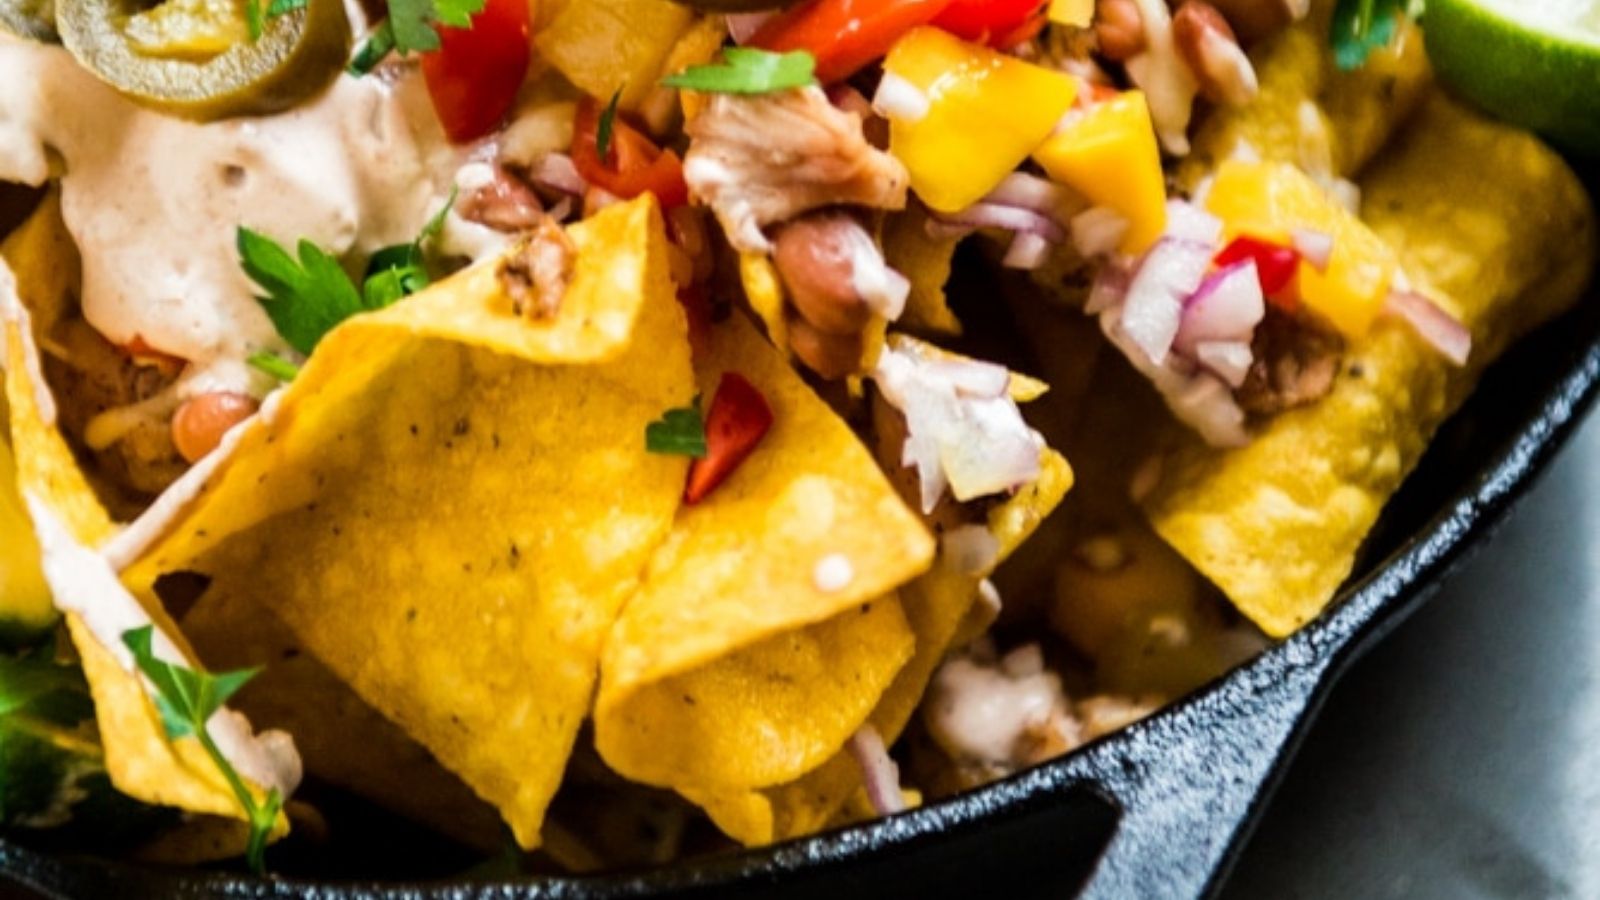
[171,392,258,463]
[771,212,876,336]
[788,313,865,381]
[1094,0,1146,61]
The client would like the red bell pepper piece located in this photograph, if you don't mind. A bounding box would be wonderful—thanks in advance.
[421,0,532,143]
[750,0,957,84]
[685,372,774,505]
[572,97,690,208]
[931,0,1047,46]
[1215,235,1301,309]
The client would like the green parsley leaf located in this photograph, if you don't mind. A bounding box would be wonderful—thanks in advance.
[349,22,397,75]
[420,185,458,244]
[238,228,365,356]
[596,88,623,162]
[248,351,301,382]
[1330,0,1418,70]
[660,48,816,95]
[122,625,278,873]
[645,399,707,457]
[362,187,457,309]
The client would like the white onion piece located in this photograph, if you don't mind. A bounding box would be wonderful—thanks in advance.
[1101,310,1250,447]
[1163,199,1224,244]
[924,358,1011,399]
[873,72,931,124]
[1003,232,1054,270]
[1194,340,1253,388]
[725,11,774,44]
[841,223,910,320]
[941,396,1044,502]
[527,152,587,196]
[1175,261,1265,355]
[1384,290,1472,365]
[1121,237,1213,365]
[1291,227,1334,272]
[847,726,905,817]
[1071,206,1130,259]
[984,172,1081,226]
[942,524,1001,576]
[937,203,1066,242]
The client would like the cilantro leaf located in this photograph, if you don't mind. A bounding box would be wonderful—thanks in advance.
[123,626,278,873]
[1330,0,1417,70]
[248,351,301,383]
[362,188,456,309]
[645,399,707,457]
[347,0,484,71]
[661,48,817,95]
[238,228,365,356]
[596,88,623,162]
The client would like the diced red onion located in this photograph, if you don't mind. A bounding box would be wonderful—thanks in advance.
[847,726,905,817]
[936,203,1066,243]
[1291,228,1334,272]
[1121,237,1213,364]
[1003,232,1054,270]
[1163,199,1223,245]
[1100,310,1250,447]
[942,524,1002,575]
[1071,206,1130,259]
[527,152,586,196]
[1193,340,1253,387]
[1384,289,1472,365]
[873,72,930,124]
[725,12,774,44]
[1174,260,1265,355]
[983,172,1081,226]
[842,224,910,320]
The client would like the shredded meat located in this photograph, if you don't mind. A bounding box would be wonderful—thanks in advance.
[683,87,909,253]
[458,166,546,233]
[1235,307,1343,416]
[42,318,185,500]
[497,218,576,320]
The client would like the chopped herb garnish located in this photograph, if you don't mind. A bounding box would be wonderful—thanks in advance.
[1330,0,1419,70]
[240,191,455,355]
[645,398,707,457]
[660,48,817,95]
[248,351,302,382]
[348,0,487,72]
[596,88,623,162]
[122,626,281,874]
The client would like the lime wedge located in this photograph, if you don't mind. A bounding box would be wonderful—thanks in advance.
[1426,0,1600,154]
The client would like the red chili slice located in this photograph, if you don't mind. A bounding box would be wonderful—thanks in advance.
[1215,235,1301,308]
[685,372,774,505]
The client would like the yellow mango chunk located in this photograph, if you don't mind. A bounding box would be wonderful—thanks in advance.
[1033,91,1168,254]
[1204,159,1398,337]
[885,27,1076,213]
[536,0,694,110]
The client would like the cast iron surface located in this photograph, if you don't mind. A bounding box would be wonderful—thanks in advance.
[4,212,1600,900]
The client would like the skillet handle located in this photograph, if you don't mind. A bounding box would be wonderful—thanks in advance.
[1067,649,1333,900]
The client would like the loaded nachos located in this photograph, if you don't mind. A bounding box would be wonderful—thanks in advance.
[0,0,1593,875]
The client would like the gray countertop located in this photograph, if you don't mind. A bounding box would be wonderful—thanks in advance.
[1219,412,1600,899]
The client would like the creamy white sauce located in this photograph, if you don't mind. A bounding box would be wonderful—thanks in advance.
[0,41,459,401]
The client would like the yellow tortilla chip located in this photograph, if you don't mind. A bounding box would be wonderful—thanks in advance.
[882,208,963,336]
[2,258,291,849]
[594,314,935,794]
[684,345,1073,845]
[739,251,789,355]
[1146,95,1596,637]
[126,196,696,848]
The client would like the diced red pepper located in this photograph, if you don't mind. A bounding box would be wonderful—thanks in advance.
[685,373,774,505]
[421,0,532,143]
[1215,236,1301,308]
[750,0,957,84]
[572,97,690,208]
[931,0,1047,46]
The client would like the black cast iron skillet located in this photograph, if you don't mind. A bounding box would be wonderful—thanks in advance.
[3,174,1600,900]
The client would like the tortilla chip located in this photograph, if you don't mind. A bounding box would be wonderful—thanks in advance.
[126,196,696,848]
[683,344,1073,845]
[882,208,962,337]
[1,246,293,853]
[1178,17,1429,190]
[739,252,789,355]
[1145,95,1597,637]
[594,314,935,794]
